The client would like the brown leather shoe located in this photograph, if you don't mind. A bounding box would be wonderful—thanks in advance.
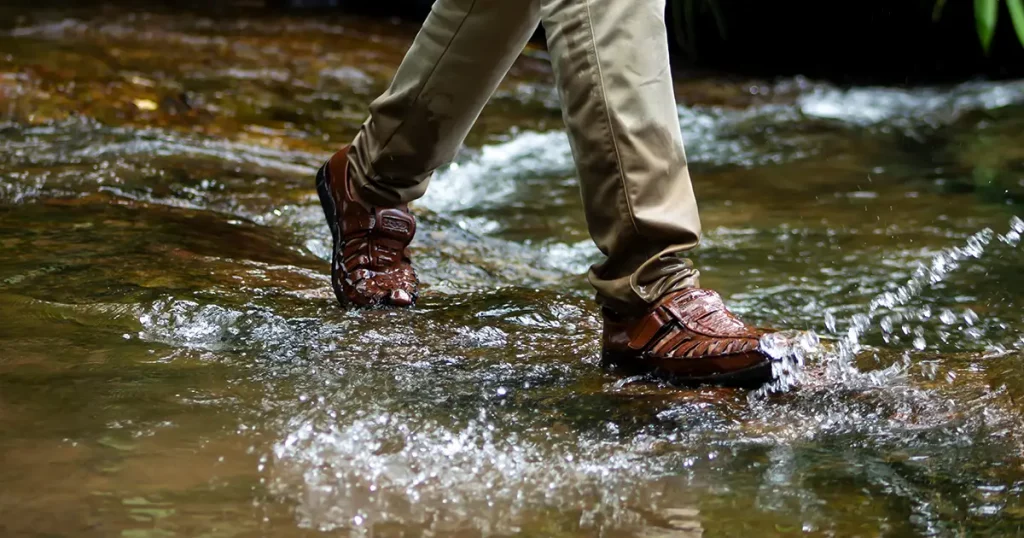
[314,146,418,307]
[602,288,774,387]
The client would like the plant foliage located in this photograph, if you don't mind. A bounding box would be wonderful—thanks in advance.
[935,0,1024,54]
[669,0,1024,60]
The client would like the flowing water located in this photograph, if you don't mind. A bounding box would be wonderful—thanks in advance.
[2,5,1024,537]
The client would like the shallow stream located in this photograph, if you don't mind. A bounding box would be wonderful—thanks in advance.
[2,6,1024,537]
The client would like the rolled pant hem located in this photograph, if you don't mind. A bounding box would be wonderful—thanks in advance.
[345,143,429,208]
[592,270,701,319]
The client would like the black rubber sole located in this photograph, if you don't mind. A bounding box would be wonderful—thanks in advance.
[314,162,347,307]
[601,351,774,389]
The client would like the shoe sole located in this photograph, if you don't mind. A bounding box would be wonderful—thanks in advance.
[314,161,348,307]
[601,351,773,389]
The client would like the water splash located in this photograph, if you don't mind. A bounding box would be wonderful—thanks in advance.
[268,408,667,536]
[750,215,1020,397]
[822,216,1021,377]
[755,330,824,395]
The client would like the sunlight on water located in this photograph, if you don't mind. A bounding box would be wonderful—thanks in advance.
[269,409,669,535]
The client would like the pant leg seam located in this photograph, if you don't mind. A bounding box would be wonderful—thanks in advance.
[371,0,481,170]
[583,0,641,237]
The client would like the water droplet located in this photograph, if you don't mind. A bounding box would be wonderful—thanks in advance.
[917,305,932,321]
[964,309,978,326]
[824,311,836,333]
[964,235,987,257]
[1000,229,1021,246]
[1011,215,1024,233]
[939,309,956,325]
[913,336,926,350]
[496,387,507,397]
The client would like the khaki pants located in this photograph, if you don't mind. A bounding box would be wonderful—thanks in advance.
[347,0,702,317]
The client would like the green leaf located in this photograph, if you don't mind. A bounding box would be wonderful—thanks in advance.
[975,0,999,54]
[1007,0,1024,47]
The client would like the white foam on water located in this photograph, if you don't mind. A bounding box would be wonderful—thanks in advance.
[796,80,1024,125]
[411,78,1024,222]
[137,298,244,352]
[416,131,574,213]
[268,409,666,535]
[71,127,317,175]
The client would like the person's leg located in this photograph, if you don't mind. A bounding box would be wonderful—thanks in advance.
[539,0,701,319]
[539,0,778,387]
[318,0,543,307]
[347,0,543,207]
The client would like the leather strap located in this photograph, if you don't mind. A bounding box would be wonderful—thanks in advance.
[622,289,761,359]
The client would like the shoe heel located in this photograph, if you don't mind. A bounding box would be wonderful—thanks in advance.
[314,162,347,308]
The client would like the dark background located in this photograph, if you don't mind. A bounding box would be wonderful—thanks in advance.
[12,0,1024,84]
[267,0,1024,84]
